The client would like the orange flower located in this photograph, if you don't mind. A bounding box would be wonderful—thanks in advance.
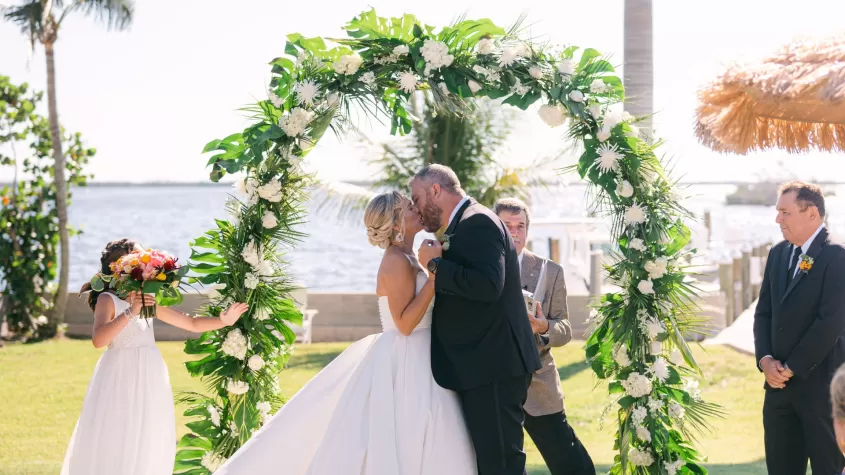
[798,254,814,273]
[140,254,151,264]
[1,196,9,206]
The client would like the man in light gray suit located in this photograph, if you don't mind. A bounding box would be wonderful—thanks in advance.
[495,198,594,475]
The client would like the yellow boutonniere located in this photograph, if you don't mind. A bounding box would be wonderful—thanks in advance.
[798,254,814,273]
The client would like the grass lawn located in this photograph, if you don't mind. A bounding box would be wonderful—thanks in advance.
[0,339,766,475]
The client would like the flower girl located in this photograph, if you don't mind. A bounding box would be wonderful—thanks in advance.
[61,238,247,475]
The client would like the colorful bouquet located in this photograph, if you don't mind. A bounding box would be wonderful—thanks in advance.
[90,249,189,318]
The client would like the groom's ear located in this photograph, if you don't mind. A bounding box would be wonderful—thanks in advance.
[430,183,441,198]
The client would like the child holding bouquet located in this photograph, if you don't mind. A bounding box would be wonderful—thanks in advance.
[62,239,248,475]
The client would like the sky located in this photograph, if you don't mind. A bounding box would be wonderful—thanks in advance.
[1,0,844,184]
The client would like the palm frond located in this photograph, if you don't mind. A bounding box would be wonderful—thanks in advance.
[2,2,42,49]
[68,0,134,30]
[309,180,376,224]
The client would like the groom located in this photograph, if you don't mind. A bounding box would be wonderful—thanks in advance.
[413,165,542,475]
[754,181,845,475]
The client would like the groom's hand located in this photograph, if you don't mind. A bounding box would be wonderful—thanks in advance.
[761,356,791,388]
[419,239,443,267]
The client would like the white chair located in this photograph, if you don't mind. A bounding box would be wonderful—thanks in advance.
[288,287,318,345]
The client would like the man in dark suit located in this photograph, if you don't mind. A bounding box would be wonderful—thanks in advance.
[495,197,595,475]
[412,165,542,475]
[754,180,845,475]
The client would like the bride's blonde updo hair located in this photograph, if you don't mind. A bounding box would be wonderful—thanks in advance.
[364,191,406,249]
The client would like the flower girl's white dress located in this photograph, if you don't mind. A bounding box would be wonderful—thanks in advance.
[214,270,477,475]
[61,293,176,475]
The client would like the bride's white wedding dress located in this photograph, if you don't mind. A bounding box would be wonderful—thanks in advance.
[61,293,176,475]
[214,269,477,474]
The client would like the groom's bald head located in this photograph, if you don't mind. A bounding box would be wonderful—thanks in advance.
[409,165,465,232]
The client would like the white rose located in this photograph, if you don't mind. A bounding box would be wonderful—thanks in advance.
[632,406,648,425]
[638,280,655,295]
[557,59,575,75]
[332,54,363,75]
[262,211,278,229]
[636,425,652,443]
[468,80,482,94]
[670,349,684,366]
[528,66,543,80]
[651,340,663,355]
[226,379,250,395]
[393,44,410,56]
[360,71,377,87]
[245,273,260,290]
[538,104,567,128]
[590,78,609,94]
[569,90,585,103]
[257,179,283,203]
[613,343,631,367]
[616,180,634,198]
[628,238,646,252]
[669,401,685,420]
[248,354,265,371]
[596,126,611,142]
[476,38,496,55]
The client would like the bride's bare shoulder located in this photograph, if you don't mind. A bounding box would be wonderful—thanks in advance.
[379,247,414,274]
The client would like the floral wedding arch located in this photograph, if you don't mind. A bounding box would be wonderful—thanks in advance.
[177,10,718,475]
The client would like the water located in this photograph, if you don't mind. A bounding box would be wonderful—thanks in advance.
[65,184,845,292]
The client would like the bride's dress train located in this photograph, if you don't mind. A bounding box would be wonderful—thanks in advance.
[214,271,476,474]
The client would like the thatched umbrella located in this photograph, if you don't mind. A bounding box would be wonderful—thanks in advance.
[695,35,845,154]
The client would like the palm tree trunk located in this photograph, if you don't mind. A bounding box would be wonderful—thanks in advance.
[45,40,69,334]
[624,0,654,135]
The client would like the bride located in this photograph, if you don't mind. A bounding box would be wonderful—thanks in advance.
[214,190,477,474]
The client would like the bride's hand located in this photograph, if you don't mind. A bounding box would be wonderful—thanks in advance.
[127,292,155,315]
[220,303,248,326]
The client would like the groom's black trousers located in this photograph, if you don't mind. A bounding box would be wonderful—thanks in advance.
[458,373,533,475]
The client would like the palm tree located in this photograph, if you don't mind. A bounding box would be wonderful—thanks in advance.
[3,0,133,333]
[316,92,559,220]
[624,0,653,135]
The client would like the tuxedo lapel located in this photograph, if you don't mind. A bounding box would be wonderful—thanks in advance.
[777,243,791,301]
[782,228,829,303]
[520,251,542,294]
[445,198,473,236]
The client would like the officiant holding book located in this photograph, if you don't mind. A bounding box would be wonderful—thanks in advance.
[495,198,595,475]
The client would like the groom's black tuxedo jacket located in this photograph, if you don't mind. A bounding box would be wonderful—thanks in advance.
[432,198,542,391]
[754,228,845,388]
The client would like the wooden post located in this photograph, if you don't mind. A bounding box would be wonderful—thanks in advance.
[741,247,752,310]
[719,261,735,326]
[751,244,763,300]
[704,210,712,247]
[732,252,742,324]
[548,238,561,264]
[590,250,603,297]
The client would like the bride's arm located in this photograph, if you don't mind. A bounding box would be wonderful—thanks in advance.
[381,251,435,337]
[91,294,133,348]
[156,303,248,333]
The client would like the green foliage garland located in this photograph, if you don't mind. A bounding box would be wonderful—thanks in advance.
[177,10,718,475]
